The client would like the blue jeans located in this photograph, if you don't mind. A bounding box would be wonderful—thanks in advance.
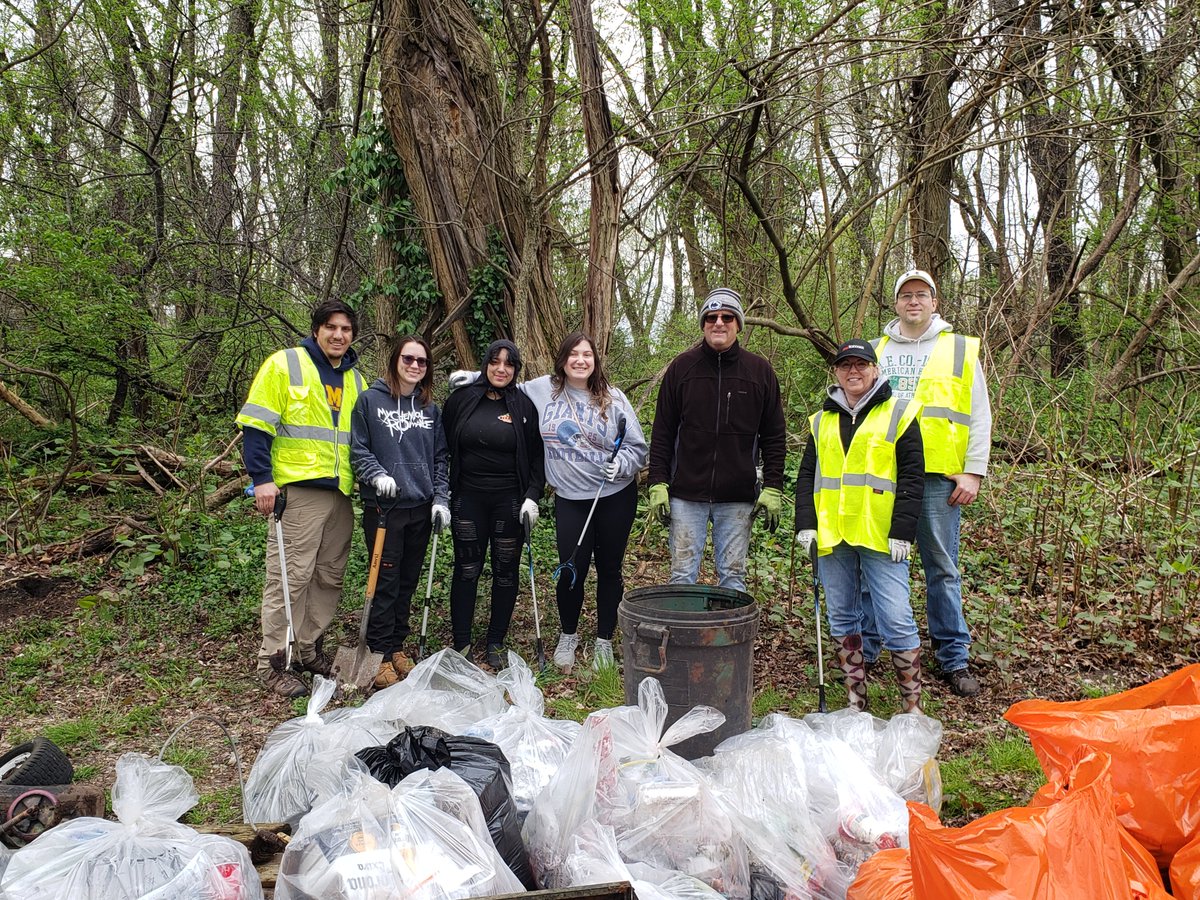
[863,475,972,670]
[668,499,753,591]
[819,542,918,650]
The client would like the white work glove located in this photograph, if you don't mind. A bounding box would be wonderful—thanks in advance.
[796,529,817,554]
[602,460,620,482]
[889,539,911,563]
[449,369,477,390]
[520,498,540,531]
[374,474,398,498]
[431,504,450,532]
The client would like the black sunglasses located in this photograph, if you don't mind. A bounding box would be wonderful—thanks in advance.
[704,312,737,324]
[400,354,428,368]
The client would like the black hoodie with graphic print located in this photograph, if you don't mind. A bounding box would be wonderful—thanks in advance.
[350,378,450,508]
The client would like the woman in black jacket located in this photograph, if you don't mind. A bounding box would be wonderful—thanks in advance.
[441,340,545,667]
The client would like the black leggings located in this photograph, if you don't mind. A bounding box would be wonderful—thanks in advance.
[361,503,432,655]
[449,489,523,648]
[554,482,638,639]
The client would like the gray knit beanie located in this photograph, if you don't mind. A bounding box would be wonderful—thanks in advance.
[698,288,745,329]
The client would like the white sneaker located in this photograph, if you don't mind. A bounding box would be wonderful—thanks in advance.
[553,633,580,671]
[593,638,615,670]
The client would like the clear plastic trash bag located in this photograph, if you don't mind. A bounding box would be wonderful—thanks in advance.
[703,720,853,900]
[244,675,393,826]
[0,753,263,900]
[359,648,508,733]
[802,708,943,811]
[274,764,523,900]
[464,652,581,817]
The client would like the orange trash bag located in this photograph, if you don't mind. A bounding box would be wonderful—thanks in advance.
[847,748,1169,900]
[1171,832,1200,900]
[1005,663,1200,866]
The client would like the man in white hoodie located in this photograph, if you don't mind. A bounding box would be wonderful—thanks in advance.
[863,269,992,697]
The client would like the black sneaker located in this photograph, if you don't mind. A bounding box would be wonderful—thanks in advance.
[485,643,505,669]
[944,667,981,697]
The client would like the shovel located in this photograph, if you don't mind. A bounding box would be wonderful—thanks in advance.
[331,503,389,692]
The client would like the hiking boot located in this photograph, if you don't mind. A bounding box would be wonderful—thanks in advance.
[260,668,309,699]
[485,643,506,670]
[297,647,334,677]
[374,660,400,690]
[592,638,615,671]
[391,651,416,678]
[944,667,981,697]
[554,633,580,672]
[864,656,880,675]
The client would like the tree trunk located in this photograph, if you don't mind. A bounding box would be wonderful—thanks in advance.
[379,0,563,373]
[569,0,621,354]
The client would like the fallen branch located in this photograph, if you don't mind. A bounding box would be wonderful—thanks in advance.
[0,379,53,428]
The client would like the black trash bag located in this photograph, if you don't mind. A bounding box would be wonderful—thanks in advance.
[356,725,534,888]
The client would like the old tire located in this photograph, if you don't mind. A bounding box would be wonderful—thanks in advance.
[0,738,74,786]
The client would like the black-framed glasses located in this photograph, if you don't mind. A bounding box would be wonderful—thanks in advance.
[400,354,428,368]
[704,312,737,325]
[835,359,872,372]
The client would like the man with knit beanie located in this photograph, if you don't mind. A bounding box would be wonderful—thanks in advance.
[647,288,787,591]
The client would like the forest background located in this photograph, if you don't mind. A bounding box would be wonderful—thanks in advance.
[0,0,1198,825]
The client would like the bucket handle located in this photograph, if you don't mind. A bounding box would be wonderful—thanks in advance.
[631,623,670,674]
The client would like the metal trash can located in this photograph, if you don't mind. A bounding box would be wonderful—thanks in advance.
[618,584,758,759]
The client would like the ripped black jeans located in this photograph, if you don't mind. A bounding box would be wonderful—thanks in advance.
[449,489,524,649]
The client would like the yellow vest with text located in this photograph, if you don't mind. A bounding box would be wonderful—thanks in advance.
[876,332,978,475]
[811,398,921,555]
[236,347,364,495]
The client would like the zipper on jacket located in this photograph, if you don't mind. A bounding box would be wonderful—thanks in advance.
[725,391,731,425]
[709,353,722,497]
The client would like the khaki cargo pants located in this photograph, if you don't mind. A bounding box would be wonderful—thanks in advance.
[258,485,353,673]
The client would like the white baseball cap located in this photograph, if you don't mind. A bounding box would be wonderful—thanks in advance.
[894,269,937,299]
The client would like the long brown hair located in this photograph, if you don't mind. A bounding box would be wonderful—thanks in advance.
[384,335,433,405]
[551,332,612,420]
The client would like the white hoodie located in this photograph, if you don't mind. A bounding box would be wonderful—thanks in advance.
[873,314,992,476]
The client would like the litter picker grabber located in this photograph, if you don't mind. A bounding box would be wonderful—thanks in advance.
[416,525,442,661]
[552,415,628,588]
[272,491,299,673]
[525,519,546,672]
[330,503,389,692]
[810,541,828,713]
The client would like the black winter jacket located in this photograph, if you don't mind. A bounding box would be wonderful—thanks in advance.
[795,380,925,542]
[648,339,787,503]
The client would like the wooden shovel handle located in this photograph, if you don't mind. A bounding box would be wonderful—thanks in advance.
[365,524,387,599]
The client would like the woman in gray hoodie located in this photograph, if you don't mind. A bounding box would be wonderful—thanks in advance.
[350,336,450,689]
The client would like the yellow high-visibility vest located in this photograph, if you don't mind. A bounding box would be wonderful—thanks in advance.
[877,332,979,475]
[811,398,921,555]
[236,347,364,495]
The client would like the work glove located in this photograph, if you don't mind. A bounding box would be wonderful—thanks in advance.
[520,498,540,531]
[754,487,783,533]
[648,483,670,524]
[449,369,477,390]
[431,504,450,532]
[889,539,911,563]
[603,460,620,483]
[796,529,817,555]
[374,474,398,498]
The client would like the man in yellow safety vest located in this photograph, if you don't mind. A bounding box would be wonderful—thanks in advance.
[236,300,365,697]
[864,269,993,697]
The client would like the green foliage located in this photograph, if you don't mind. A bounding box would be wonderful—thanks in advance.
[940,733,1045,824]
[464,229,510,358]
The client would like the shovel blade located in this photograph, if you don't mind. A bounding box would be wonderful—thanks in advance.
[330,643,384,694]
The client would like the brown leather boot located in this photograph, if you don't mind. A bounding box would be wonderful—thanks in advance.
[891,648,923,713]
[392,650,416,678]
[836,634,868,711]
[374,660,400,690]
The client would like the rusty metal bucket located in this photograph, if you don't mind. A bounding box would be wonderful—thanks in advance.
[618,584,758,760]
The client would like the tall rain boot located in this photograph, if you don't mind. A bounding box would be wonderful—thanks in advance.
[891,648,923,713]
[836,634,868,711]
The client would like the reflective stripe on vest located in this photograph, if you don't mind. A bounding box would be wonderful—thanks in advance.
[809,398,920,555]
[877,332,978,475]
[236,347,362,495]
